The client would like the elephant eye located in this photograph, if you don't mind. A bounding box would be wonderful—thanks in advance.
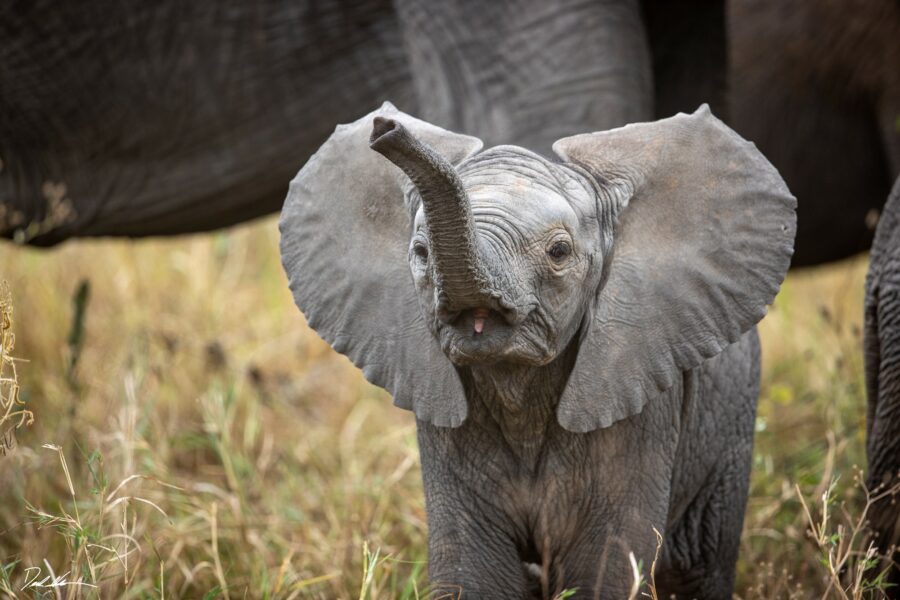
[547,241,571,261]
[413,241,429,262]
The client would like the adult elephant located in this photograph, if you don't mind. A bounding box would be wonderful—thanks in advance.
[0,0,415,245]
[729,0,900,266]
[2,0,898,267]
[864,175,900,593]
[0,0,725,246]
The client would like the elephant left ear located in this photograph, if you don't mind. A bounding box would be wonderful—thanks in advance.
[279,103,483,428]
[552,105,796,433]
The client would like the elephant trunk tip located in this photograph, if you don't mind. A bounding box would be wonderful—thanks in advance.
[367,115,487,308]
[369,117,401,151]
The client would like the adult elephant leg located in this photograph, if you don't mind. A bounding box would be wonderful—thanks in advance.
[393,0,653,155]
[728,0,900,267]
[642,0,727,119]
[0,0,413,246]
[878,91,900,183]
[865,176,900,591]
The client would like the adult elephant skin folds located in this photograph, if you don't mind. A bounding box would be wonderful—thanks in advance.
[4,0,889,272]
[280,103,796,598]
[864,175,900,595]
[0,0,411,245]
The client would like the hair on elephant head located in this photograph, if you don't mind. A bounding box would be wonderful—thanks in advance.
[280,102,796,432]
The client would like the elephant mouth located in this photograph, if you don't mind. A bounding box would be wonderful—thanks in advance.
[438,307,513,365]
[439,306,550,366]
[459,307,504,336]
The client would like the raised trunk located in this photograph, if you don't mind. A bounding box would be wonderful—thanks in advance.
[369,118,485,307]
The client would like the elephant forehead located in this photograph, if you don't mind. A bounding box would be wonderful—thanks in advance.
[465,179,578,230]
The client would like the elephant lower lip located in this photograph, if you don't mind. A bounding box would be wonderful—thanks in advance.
[441,311,515,364]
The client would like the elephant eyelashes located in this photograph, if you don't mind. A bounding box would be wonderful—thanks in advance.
[547,240,571,261]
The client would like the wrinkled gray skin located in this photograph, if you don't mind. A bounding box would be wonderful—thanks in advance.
[3,0,894,269]
[0,0,413,244]
[864,175,900,594]
[0,0,703,245]
[280,105,796,598]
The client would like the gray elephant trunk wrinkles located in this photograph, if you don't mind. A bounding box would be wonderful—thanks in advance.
[370,117,490,312]
[468,233,535,321]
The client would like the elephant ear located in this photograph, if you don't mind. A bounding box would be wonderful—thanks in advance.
[279,102,483,427]
[552,105,796,432]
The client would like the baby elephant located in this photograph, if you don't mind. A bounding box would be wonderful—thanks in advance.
[280,103,796,598]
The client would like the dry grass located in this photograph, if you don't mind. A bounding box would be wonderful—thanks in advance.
[0,281,32,464]
[0,217,891,598]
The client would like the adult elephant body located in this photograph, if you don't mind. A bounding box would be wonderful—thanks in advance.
[730,0,900,266]
[2,0,898,265]
[0,0,414,244]
[864,176,900,593]
[1,0,723,246]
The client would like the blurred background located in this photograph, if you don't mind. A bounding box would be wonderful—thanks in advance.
[1,0,898,597]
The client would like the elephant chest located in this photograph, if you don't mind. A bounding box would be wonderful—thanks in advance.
[417,389,682,556]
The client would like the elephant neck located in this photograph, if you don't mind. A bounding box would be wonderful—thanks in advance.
[462,341,578,466]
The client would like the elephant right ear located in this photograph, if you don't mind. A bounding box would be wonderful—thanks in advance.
[552,105,796,433]
[279,103,483,427]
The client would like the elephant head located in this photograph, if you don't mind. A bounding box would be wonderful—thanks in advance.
[280,102,796,431]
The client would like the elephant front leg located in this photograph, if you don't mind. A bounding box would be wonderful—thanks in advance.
[545,522,662,599]
[418,433,529,597]
[425,501,529,599]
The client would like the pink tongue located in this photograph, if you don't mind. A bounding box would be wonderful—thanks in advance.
[472,308,490,334]
[474,317,485,334]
